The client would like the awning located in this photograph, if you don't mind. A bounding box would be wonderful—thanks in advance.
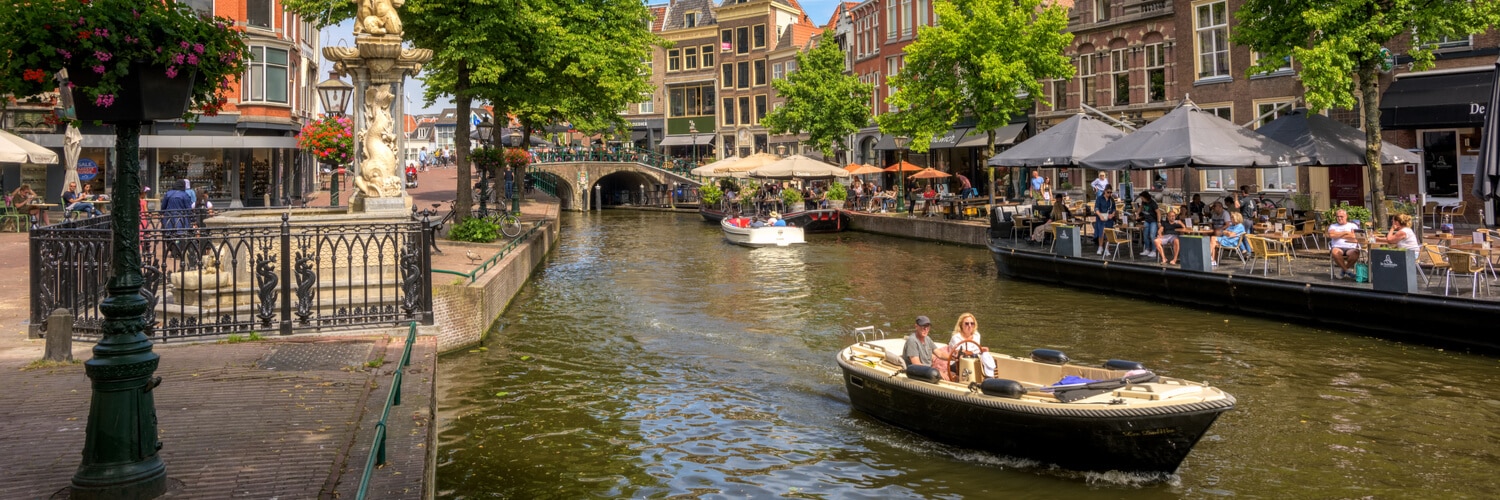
[956,123,1026,148]
[930,127,972,149]
[630,131,649,141]
[873,134,898,150]
[658,135,714,146]
[1380,68,1493,129]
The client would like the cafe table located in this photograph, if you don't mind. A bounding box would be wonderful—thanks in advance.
[1450,242,1499,279]
[1259,230,1300,260]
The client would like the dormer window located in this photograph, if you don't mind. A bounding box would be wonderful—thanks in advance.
[685,13,697,28]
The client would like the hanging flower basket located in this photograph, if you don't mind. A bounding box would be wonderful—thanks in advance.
[298,115,354,166]
[0,0,249,124]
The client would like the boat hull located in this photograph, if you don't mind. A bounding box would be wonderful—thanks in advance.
[700,206,729,223]
[781,209,847,233]
[721,219,807,247]
[837,357,1231,474]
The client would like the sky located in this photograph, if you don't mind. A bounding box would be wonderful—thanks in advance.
[319,0,844,115]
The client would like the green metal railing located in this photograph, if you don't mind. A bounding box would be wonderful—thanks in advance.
[355,321,419,500]
[530,146,696,177]
[526,171,558,198]
[432,220,550,284]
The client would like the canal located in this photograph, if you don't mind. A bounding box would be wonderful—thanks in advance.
[436,211,1500,498]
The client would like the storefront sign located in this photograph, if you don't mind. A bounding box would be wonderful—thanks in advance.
[76,158,99,181]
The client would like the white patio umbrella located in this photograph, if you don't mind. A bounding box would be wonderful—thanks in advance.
[0,129,59,164]
[748,155,851,180]
[61,124,82,198]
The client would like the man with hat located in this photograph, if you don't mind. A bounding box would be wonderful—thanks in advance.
[904,316,948,378]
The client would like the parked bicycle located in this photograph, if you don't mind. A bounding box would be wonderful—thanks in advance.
[435,199,522,238]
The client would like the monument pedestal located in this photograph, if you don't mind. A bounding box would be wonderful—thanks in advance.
[350,194,411,215]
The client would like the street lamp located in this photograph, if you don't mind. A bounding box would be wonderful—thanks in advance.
[506,127,523,214]
[476,116,494,216]
[316,71,353,207]
[893,135,910,213]
[688,121,700,166]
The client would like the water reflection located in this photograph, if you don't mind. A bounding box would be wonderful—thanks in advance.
[437,211,1500,498]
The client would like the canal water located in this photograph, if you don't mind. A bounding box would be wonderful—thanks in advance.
[436,211,1500,498]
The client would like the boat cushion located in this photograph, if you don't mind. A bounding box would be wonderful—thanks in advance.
[905,364,942,383]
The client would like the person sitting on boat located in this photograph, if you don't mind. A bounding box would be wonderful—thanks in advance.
[941,312,995,381]
[903,316,950,379]
[767,212,786,227]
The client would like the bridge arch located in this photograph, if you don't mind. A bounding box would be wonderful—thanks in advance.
[529,161,700,211]
[527,171,576,210]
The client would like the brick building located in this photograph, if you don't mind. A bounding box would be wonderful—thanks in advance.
[656,0,721,162]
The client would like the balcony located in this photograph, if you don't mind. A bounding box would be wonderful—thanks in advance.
[1067,0,1173,32]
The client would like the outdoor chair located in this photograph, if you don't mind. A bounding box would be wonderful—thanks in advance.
[1443,200,1472,225]
[1215,233,1248,267]
[0,202,27,233]
[1444,250,1489,298]
[1422,202,1441,229]
[1247,236,1290,276]
[1047,224,1060,251]
[1104,228,1134,261]
[1293,219,1321,251]
[1417,244,1449,286]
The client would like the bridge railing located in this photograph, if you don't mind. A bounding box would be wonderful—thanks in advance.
[529,146,696,177]
[526,171,558,198]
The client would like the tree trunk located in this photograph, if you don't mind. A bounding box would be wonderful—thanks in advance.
[986,130,996,206]
[454,65,473,221]
[1361,63,1387,226]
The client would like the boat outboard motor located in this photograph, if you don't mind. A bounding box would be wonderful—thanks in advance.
[1030,349,1070,365]
[979,378,1027,399]
[1104,359,1145,371]
[902,364,943,384]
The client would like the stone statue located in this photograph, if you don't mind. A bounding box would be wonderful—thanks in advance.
[355,0,404,36]
[355,85,404,198]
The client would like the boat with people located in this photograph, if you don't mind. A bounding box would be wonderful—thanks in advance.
[835,326,1235,474]
[720,214,807,247]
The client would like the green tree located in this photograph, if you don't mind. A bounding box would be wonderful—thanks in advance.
[761,30,874,160]
[1235,0,1500,224]
[877,0,1073,204]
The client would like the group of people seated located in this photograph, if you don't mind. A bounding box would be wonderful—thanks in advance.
[724,212,788,228]
[902,313,997,382]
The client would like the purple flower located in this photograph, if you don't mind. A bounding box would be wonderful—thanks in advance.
[172,53,185,64]
[94,51,112,62]
[77,17,85,26]
[95,94,115,108]
[193,43,205,54]
[92,65,105,74]
[57,49,72,59]
[180,41,190,49]
[94,28,108,37]
[165,66,178,78]
[186,54,199,65]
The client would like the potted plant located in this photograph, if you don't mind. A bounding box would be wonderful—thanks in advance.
[298,115,354,167]
[1323,202,1373,228]
[0,0,250,124]
[1290,192,1314,219]
[699,183,723,206]
[824,182,848,209]
[780,186,804,208]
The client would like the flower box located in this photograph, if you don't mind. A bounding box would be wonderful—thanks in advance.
[67,62,195,123]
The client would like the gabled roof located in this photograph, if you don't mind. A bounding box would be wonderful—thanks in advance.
[775,13,822,51]
[825,2,858,27]
[650,4,668,32]
[663,0,717,30]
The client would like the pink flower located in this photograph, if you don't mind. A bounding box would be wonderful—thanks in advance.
[76,17,85,26]
[94,28,108,37]
[94,51,111,62]
[180,41,190,49]
[193,43,205,54]
[92,65,105,74]
[95,94,115,108]
[165,66,178,78]
[186,54,198,65]
[57,49,72,59]
[172,53,185,64]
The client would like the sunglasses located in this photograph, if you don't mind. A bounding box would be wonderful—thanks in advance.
[962,321,975,326]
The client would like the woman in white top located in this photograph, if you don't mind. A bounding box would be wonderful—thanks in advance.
[943,312,996,381]
[1040,183,1053,203]
[1380,213,1420,252]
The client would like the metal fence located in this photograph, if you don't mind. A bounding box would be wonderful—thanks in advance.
[530,146,696,175]
[30,209,434,342]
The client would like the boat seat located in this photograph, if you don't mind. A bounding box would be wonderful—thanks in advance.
[991,358,1064,386]
[1062,365,1124,381]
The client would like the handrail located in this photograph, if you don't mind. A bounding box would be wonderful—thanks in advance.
[529,146,698,177]
[526,172,558,198]
[431,219,550,284]
[355,321,419,500]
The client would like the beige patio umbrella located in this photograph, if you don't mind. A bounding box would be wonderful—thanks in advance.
[0,129,59,164]
[691,155,741,177]
[749,155,851,180]
[714,152,782,174]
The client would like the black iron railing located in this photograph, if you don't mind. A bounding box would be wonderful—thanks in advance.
[30,209,434,341]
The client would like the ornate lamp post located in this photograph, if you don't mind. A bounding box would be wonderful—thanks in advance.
[893,135,910,213]
[507,127,523,214]
[476,116,494,216]
[688,121,700,166]
[317,71,353,207]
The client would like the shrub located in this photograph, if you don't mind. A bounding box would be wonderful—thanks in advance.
[825,182,848,201]
[449,217,499,243]
[781,187,804,206]
[700,183,723,205]
[1323,202,1373,226]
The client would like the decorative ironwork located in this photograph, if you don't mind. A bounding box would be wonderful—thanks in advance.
[400,238,420,316]
[294,251,317,324]
[140,263,162,336]
[254,250,278,328]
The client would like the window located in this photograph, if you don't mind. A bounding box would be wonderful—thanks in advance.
[1052,80,1067,110]
[785,60,797,74]
[1195,1,1230,79]
[701,45,714,67]
[685,12,697,28]
[244,46,289,103]
[184,0,213,15]
[755,95,767,122]
[901,0,913,37]
[887,1,897,40]
[247,0,272,29]
[1254,100,1292,128]
[639,101,654,114]
[1203,105,1231,121]
[773,62,785,80]
[668,85,715,117]
[1078,53,1096,107]
[737,61,750,89]
[887,57,901,112]
[722,63,733,88]
[917,0,928,27]
[1202,169,1234,191]
[1253,52,1292,75]
[1145,43,1166,102]
[721,30,733,52]
[670,88,685,116]
[753,25,767,49]
[739,96,751,124]
[685,87,701,115]
[724,98,736,125]
[684,47,698,70]
[1329,101,1361,130]
[737,27,750,54]
[754,60,767,86]
[669,49,681,72]
[1111,49,1129,106]
[1419,34,1472,50]
[1095,0,1110,22]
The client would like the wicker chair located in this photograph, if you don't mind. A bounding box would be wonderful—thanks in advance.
[1247,235,1290,276]
[1104,228,1134,261]
[1444,250,1489,297]
[1417,244,1449,286]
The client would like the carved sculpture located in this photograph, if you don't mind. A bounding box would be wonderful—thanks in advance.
[355,0,405,36]
[355,85,404,198]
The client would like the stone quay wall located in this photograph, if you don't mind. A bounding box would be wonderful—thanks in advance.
[432,219,560,352]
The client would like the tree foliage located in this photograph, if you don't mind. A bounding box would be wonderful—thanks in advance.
[761,30,873,160]
[1235,0,1500,223]
[877,0,1072,157]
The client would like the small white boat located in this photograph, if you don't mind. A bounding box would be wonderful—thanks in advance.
[721,217,806,247]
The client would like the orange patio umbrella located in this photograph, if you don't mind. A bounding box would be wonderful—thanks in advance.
[847,164,885,175]
[843,163,864,173]
[884,160,922,172]
[907,167,952,180]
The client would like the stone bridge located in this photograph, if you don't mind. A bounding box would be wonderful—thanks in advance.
[528,161,701,211]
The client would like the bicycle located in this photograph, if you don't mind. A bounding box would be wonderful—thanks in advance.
[438,199,522,238]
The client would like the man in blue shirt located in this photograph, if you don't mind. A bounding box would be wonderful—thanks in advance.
[1094,187,1117,255]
